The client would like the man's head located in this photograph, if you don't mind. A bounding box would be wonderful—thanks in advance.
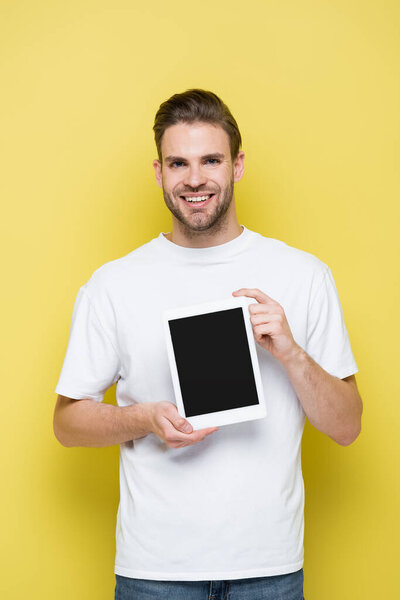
[152,89,245,237]
[153,89,242,163]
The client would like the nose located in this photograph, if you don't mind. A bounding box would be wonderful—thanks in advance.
[182,163,207,189]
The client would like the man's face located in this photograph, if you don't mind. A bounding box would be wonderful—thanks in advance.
[153,122,244,233]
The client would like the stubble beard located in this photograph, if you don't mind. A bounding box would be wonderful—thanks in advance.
[162,177,235,234]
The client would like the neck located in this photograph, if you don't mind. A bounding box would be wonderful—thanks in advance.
[165,221,243,249]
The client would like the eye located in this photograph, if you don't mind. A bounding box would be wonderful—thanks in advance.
[205,158,220,165]
[171,161,185,168]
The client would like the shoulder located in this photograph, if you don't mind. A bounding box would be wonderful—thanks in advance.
[83,237,158,298]
[254,231,329,281]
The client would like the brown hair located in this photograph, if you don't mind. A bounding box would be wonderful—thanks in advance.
[153,89,242,161]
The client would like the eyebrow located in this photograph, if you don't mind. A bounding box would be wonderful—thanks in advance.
[164,152,225,164]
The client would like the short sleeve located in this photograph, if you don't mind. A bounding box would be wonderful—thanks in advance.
[55,285,122,402]
[306,266,358,379]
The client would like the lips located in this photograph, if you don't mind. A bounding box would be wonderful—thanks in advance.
[180,193,215,208]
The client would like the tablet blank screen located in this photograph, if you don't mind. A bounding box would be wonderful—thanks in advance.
[168,307,260,417]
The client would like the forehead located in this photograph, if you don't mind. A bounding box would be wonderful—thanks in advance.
[160,122,230,160]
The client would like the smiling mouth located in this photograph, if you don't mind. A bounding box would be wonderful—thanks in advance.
[180,193,215,207]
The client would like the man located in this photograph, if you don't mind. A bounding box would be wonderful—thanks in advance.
[54,89,363,600]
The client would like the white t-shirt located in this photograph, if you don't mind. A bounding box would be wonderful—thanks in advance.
[55,225,358,581]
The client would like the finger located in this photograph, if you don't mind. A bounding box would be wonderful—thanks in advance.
[199,426,219,434]
[181,429,218,446]
[163,419,217,443]
[249,304,281,316]
[253,323,279,337]
[250,313,283,325]
[160,417,191,442]
[168,420,218,437]
[232,288,276,304]
[165,413,193,434]
[183,428,218,442]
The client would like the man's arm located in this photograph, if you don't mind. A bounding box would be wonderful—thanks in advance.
[232,287,363,446]
[53,395,151,447]
[280,351,363,446]
[53,395,218,448]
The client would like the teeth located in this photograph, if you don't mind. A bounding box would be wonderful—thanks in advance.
[184,195,210,202]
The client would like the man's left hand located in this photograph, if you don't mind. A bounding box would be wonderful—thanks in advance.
[232,288,300,365]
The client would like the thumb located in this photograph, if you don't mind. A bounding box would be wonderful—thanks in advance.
[173,415,193,434]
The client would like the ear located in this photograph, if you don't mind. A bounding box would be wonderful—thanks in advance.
[153,159,163,188]
[233,151,245,183]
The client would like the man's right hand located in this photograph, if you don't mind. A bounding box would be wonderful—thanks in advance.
[142,401,219,449]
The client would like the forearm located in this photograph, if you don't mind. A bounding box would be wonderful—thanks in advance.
[281,345,362,445]
[53,397,152,448]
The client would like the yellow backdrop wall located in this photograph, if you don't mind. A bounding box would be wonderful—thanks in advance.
[1,1,399,598]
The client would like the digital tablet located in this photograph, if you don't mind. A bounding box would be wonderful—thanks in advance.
[162,296,267,430]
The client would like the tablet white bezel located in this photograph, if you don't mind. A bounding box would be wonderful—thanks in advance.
[162,296,267,430]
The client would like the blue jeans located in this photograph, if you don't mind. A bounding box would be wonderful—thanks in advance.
[115,569,305,599]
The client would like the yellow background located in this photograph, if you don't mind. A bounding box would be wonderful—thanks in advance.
[1,0,399,598]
